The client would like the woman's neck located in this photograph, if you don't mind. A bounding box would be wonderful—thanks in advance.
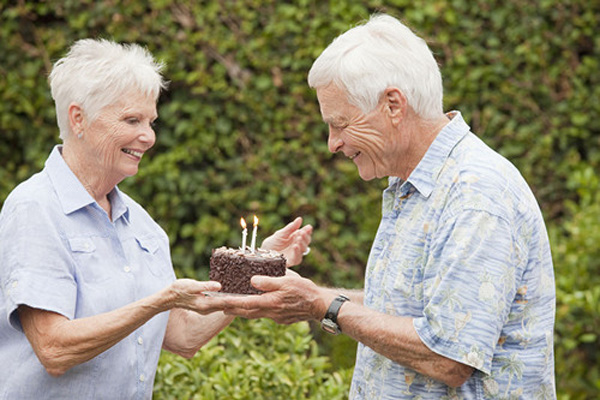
[60,143,114,220]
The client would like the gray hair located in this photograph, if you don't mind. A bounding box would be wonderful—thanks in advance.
[308,14,443,120]
[49,39,167,140]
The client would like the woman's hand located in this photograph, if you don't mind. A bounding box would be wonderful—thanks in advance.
[261,217,313,266]
[163,279,223,314]
[162,279,235,358]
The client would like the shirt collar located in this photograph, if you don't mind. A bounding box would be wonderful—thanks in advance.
[389,111,470,198]
[109,187,130,222]
[45,145,130,222]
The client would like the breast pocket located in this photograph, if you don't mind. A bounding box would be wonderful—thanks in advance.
[134,235,172,277]
[68,237,112,284]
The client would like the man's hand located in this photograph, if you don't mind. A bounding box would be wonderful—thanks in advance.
[261,217,313,266]
[214,274,335,325]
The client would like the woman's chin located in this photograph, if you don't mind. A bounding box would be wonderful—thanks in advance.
[120,166,140,179]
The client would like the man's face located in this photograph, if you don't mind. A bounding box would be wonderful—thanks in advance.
[317,84,397,181]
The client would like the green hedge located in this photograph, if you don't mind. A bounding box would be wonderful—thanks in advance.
[549,166,600,396]
[153,318,352,399]
[1,1,599,397]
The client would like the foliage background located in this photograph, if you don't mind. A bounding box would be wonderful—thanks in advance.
[1,0,599,398]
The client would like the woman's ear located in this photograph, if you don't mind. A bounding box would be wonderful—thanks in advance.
[384,87,407,125]
[68,103,85,137]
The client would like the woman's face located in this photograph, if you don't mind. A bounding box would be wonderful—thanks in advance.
[82,91,157,184]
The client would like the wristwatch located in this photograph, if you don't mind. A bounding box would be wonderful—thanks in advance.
[321,294,350,335]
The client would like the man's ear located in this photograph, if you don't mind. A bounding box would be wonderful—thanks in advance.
[384,87,407,125]
[68,103,85,135]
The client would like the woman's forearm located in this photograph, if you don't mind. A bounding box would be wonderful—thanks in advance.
[19,289,171,376]
[19,279,222,376]
[162,309,234,358]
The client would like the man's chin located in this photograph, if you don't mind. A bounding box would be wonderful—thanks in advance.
[357,166,388,181]
[357,169,376,181]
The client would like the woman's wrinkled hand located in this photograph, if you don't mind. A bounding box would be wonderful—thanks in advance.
[261,217,313,266]
[165,279,224,315]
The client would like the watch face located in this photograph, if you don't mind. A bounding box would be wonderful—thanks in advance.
[321,318,341,335]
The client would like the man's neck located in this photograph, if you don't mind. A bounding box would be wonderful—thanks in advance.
[394,112,449,180]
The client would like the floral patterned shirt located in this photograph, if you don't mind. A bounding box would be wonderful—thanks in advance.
[349,112,556,399]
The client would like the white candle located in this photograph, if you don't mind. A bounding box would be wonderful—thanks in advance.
[240,217,247,253]
[250,215,258,253]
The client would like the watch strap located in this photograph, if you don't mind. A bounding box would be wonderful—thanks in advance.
[323,294,350,331]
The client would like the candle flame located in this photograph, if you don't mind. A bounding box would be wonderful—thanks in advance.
[240,217,247,229]
[253,215,259,226]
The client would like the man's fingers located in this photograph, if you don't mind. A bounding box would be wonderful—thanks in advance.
[250,275,285,292]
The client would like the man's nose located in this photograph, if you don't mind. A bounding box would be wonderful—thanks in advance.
[328,128,343,153]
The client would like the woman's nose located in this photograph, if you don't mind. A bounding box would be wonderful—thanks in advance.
[140,124,156,147]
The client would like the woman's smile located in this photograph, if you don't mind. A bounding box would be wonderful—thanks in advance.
[121,148,144,159]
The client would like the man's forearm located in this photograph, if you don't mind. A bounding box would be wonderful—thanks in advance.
[334,301,473,387]
[321,287,364,305]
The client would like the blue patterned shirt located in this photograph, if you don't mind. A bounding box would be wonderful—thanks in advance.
[0,146,176,399]
[349,112,556,399]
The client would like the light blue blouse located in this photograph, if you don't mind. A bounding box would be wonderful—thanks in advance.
[0,146,176,399]
[349,112,556,399]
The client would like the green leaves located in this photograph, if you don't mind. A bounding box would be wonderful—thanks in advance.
[153,319,353,400]
[550,166,600,395]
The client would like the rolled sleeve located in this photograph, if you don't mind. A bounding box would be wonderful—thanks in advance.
[413,208,523,375]
[1,201,77,332]
[5,267,77,331]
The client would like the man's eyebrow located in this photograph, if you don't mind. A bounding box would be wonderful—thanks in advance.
[323,116,345,125]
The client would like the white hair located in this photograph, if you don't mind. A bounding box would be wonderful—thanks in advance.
[308,14,443,120]
[49,39,167,140]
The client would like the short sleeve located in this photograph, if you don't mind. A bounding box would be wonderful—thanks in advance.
[0,201,77,331]
[413,209,523,374]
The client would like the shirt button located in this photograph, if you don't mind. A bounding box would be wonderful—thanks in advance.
[12,281,18,288]
[123,265,131,273]
[139,374,145,382]
[137,336,143,345]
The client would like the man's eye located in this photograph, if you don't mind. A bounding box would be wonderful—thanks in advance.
[126,118,139,124]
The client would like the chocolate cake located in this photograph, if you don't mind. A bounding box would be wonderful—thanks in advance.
[209,246,287,294]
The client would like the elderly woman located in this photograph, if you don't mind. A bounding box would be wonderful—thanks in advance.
[0,39,311,399]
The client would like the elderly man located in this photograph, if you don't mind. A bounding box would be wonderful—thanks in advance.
[217,13,556,399]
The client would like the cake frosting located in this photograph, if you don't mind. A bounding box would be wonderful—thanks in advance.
[209,246,286,294]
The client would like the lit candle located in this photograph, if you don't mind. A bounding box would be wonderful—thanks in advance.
[250,215,259,253]
[240,217,247,253]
